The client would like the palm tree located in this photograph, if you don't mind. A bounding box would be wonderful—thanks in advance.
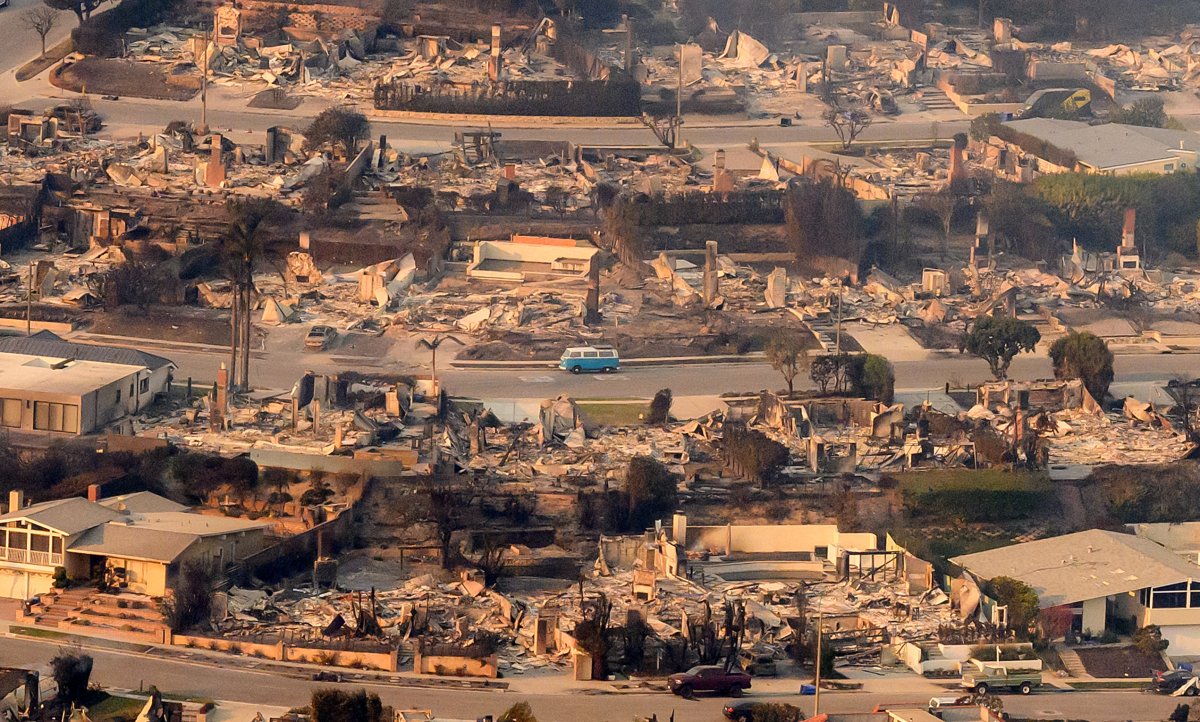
[415,334,463,391]
[222,199,283,390]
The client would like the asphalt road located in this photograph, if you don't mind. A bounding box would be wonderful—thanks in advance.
[0,636,1185,722]
[115,333,1199,400]
[4,79,967,149]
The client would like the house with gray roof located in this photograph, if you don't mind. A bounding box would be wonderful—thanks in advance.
[0,488,267,600]
[953,529,1200,654]
[0,331,174,435]
[990,118,1200,177]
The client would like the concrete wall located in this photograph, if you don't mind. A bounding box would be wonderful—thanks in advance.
[677,516,878,558]
[249,448,406,476]
[1081,597,1106,636]
[414,651,498,678]
[793,10,878,25]
[173,634,398,671]
[176,529,269,575]
[344,141,375,184]
[467,239,597,281]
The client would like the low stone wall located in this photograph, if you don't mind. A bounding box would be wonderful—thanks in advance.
[173,633,399,671]
[413,651,498,678]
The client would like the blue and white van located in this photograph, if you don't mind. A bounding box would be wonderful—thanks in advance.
[559,346,620,374]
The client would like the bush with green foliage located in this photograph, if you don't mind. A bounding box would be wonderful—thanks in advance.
[1111,98,1168,128]
[1049,331,1114,401]
[897,470,1055,523]
[310,689,384,722]
[647,388,673,425]
[1134,624,1169,655]
[1094,462,1200,523]
[750,703,804,722]
[498,702,538,722]
[1029,171,1200,258]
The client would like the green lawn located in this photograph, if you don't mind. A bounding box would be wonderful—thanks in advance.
[84,694,146,722]
[1066,680,1148,690]
[893,469,1051,493]
[578,401,648,427]
[10,626,66,640]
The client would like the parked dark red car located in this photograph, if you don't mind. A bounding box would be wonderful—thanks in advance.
[667,666,752,698]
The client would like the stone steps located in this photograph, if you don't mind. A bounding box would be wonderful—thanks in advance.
[1058,647,1089,678]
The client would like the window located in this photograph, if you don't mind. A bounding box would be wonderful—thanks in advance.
[584,351,599,358]
[1165,164,1176,171]
[0,398,20,428]
[116,389,121,403]
[1151,582,1189,609]
[140,378,149,394]
[33,402,79,433]
[600,351,615,358]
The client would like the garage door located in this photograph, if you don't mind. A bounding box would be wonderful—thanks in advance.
[1162,625,1200,656]
[0,570,27,599]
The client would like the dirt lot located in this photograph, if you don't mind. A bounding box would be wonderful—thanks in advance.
[56,58,200,101]
[90,308,231,345]
[1074,646,1167,678]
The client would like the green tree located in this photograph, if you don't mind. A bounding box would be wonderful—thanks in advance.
[625,456,677,529]
[304,106,370,159]
[988,576,1040,640]
[1111,97,1168,128]
[860,354,895,404]
[764,332,809,396]
[1048,330,1114,401]
[963,315,1041,380]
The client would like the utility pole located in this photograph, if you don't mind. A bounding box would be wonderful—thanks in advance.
[813,611,823,717]
[26,262,32,336]
[200,30,210,132]
[676,44,684,149]
[834,281,844,355]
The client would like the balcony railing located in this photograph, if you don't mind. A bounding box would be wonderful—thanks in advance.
[0,548,63,567]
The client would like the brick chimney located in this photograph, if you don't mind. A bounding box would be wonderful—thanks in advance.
[87,483,102,502]
[8,490,23,514]
[1121,208,1136,250]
